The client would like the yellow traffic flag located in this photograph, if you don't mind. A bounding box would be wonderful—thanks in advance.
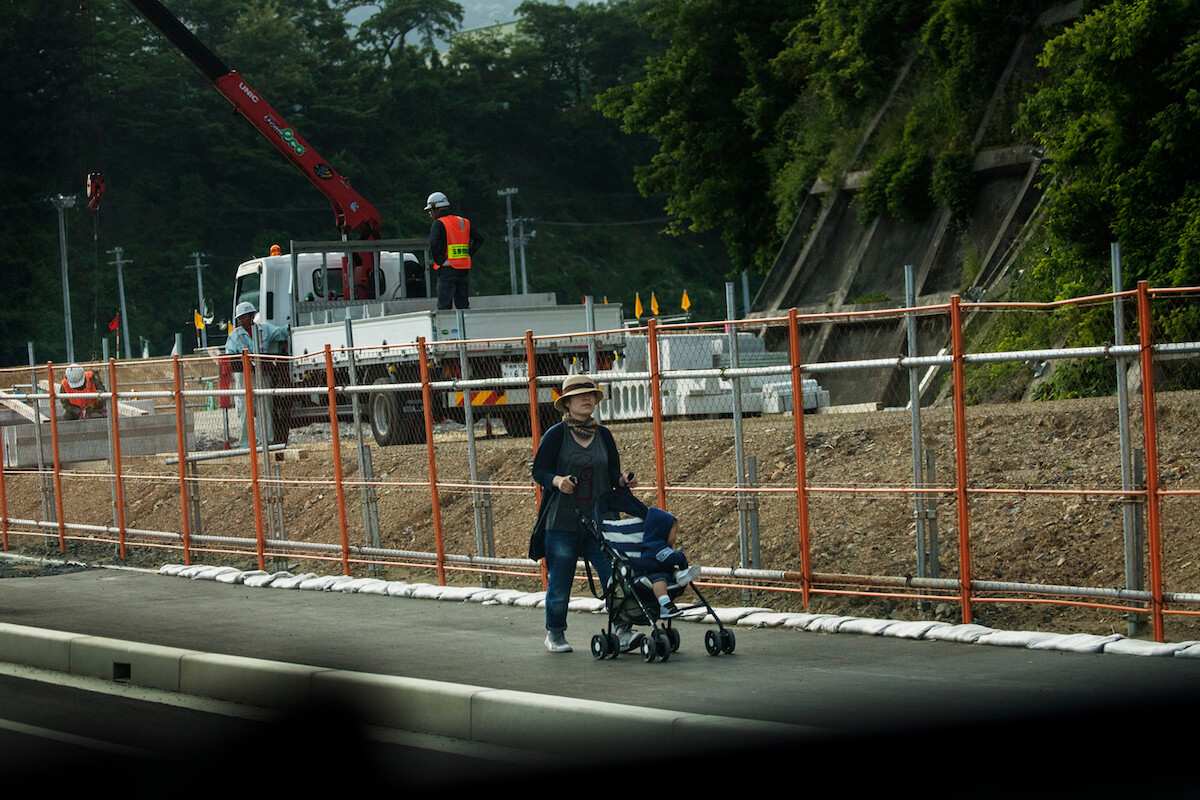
[635,293,643,318]
[194,310,204,329]
[681,290,691,312]
[651,292,659,315]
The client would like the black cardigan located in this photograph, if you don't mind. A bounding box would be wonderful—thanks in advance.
[527,421,624,561]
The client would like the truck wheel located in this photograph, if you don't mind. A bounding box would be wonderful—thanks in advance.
[503,408,531,438]
[269,397,291,445]
[369,377,400,446]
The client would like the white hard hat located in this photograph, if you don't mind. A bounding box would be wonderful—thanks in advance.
[424,191,450,211]
[235,301,257,319]
[65,364,85,389]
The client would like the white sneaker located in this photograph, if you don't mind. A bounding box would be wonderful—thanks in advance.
[544,632,572,653]
[674,565,702,586]
[616,627,644,652]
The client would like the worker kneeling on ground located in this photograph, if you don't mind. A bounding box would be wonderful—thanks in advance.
[60,364,107,421]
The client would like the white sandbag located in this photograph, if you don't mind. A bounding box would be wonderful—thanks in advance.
[271,572,316,589]
[1173,643,1200,658]
[1103,639,1191,657]
[192,566,240,581]
[217,569,261,584]
[1027,633,1124,653]
[737,612,801,628]
[243,571,290,587]
[569,597,604,613]
[513,592,546,608]
[385,582,415,597]
[297,575,340,591]
[781,614,838,630]
[924,623,995,644]
[881,620,951,640]
[437,586,486,602]
[158,564,187,576]
[837,618,897,636]
[806,616,857,633]
[975,630,1062,648]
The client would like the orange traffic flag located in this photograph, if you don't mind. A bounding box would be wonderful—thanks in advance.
[635,293,643,318]
[681,290,691,312]
[651,292,659,315]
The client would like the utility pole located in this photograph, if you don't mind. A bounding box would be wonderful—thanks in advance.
[497,187,518,296]
[51,194,77,362]
[515,217,536,295]
[108,247,134,360]
[184,252,209,348]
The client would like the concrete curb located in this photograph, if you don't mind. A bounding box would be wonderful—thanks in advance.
[0,621,807,758]
[162,563,1200,658]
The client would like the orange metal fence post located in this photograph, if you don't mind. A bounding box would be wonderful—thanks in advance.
[243,350,266,571]
[527,331,543,444]
[647,319,667,510]
[172,356,194,565]
[322,346,351,575]
[949,296,974,623]
[526,331,549,588]
[788,309,812,606]
[418,337,447,585]
[45,363,67,554]
[108,359,128,560]
[1137,281,1165,641]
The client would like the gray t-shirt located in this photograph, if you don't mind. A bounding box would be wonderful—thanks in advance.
[546,431,610,532]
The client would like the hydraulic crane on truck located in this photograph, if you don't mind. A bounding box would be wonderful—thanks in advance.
[126,0,384,301]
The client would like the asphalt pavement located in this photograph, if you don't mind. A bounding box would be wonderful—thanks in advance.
[2,563,1199,791]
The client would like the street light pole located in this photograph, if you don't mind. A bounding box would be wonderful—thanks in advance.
[52,194,77,362]
[497,187,518,296]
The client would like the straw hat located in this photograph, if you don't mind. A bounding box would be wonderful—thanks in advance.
[553,374,604,412]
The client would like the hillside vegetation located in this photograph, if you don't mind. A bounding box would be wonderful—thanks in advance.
[5,0,1200,401]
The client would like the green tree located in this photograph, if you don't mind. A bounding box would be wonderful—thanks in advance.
[598,0,807,275]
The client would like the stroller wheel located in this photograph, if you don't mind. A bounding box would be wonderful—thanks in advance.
[606,631,622,658]
[666,626,680,652]
[652,629,671,662]
[591,633,610,660]
[719,628,736,655]
[704,629,721,656]
[640,636,658,663]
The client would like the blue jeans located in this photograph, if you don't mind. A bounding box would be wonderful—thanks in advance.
[544,528,611,634]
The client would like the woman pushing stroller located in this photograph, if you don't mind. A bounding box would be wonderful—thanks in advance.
[529,374,638,653]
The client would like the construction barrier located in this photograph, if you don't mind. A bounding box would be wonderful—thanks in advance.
[0,282,1197,642]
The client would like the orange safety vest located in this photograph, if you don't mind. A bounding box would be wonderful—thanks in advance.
[437,215,472,270]
[62,372,98,408]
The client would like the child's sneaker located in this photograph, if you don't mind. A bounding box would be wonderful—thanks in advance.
[659,600,682,618]
[674,565,702,586]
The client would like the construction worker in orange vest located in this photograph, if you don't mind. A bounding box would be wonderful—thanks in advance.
[426,191,485,311]
[60,364,108,421]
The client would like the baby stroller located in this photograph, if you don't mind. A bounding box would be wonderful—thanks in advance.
[576,488,736,663]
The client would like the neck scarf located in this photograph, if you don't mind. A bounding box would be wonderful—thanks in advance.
[565,414,598,440]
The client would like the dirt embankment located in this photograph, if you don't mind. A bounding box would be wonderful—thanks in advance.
[4,392,1199,641]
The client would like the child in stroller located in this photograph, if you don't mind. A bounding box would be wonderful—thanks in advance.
[636,506,702,618]
[579,488,736,662]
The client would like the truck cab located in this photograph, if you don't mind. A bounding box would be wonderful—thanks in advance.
[232,249,425,329]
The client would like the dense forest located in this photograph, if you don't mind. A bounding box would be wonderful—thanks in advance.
[5,0,1200,390]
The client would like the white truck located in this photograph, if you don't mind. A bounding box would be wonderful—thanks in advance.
[231,239,626,446]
